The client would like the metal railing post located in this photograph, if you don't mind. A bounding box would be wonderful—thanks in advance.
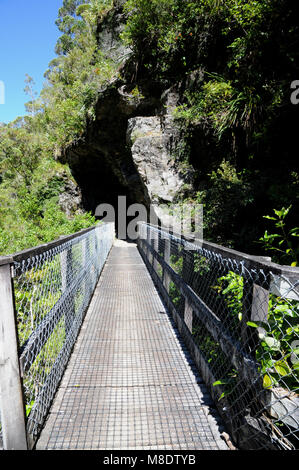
[163,238,171,293]
[82,237,91,300]
[0,261,28,450]
[241,263,271,354]
[60,242,74,333]
[184,296,193,333]
[147,225,152,264]
[152,229,159,273]
[182,248,194,286]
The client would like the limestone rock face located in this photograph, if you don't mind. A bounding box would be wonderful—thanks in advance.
[96,0,132,65]
[127,116,188,204]
[58,178,84,218]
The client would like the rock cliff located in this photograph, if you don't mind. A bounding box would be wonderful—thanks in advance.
[58,1,195,224]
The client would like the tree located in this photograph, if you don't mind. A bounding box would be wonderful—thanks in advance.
[55,0,88,55]
[0,120,41,186]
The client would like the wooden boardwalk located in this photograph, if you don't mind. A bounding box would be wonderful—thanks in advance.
[36,240,228,450]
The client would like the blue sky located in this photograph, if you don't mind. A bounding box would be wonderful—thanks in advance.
[0,0,62,123]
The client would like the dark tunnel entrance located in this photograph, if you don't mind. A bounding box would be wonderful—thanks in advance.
[70,152,148,239]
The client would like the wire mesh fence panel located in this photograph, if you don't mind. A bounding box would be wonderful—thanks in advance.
[12,223,114,446]
[137,223,299,450]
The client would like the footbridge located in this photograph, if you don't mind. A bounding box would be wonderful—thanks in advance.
[0,223,298,450]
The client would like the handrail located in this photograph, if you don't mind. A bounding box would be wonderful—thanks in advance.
[0,224,101,266]
[137,222,299,450]
[0,222,115,450]
[141,222,299,277]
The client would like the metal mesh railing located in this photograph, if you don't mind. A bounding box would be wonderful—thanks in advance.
[137,222,299,450]
[2,223,114,448]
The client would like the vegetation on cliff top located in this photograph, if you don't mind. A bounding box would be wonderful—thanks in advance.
[121,0,299,263]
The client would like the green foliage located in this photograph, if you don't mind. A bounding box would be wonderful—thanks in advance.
[214,269,299,392]
[0,119,43,186]
[259,205,299,266]
[122,0,215,78]
[0,1,117,255]
[42,0,117,149]
[213,271,243,322]
[122,1,298,255]
[174,79,234,132]
[194,160,253,246]
[248,294,299,391]
[0,156,97,255]
[213,369,238,401]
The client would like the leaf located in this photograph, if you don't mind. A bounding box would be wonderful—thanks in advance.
[287,326,299,335]
[273,209,283,217]
[218,392,227,401]
[213,379,229,386]
[246,321,258,328]
[263,336,280,351]
[270,233,282,239]
[258,329,267,340]
[26,400,35,417]
[273,360,290,376]
[263,374,272,389]
[274,304,291,314]
[261,358,275,372]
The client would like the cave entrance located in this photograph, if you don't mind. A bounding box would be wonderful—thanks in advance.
[71,153,147,239]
